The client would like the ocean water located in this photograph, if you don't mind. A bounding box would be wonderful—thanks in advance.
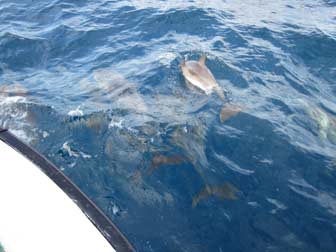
[1,1,336,251]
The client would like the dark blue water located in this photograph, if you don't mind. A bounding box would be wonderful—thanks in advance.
[1,1,336,251]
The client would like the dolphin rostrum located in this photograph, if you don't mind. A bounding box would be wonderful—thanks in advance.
[181,55,225,100]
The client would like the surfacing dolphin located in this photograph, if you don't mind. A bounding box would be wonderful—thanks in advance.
[181,55,225,100]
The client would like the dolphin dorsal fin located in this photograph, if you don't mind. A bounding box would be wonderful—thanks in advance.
[199,54,206,65]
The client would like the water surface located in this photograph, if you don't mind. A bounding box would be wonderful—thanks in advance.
[1,1,336,251]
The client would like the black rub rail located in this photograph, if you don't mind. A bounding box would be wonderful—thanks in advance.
[0,127,134,252]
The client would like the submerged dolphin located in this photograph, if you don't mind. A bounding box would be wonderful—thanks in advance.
[181,55,225,100]
[304,102,336,144]
[192,183,239,208]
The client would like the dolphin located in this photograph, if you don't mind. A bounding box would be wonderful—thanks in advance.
[147,154,187,174]
[0,83,27,97]
[304,102,336,144]
[181,55,225,100]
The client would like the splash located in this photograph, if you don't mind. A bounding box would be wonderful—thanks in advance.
[109,119,124,129]
[0,95,36,144]
[62,142,79,158]
[61,142,91,160]
[68,106,84,117]
[68,112,110,134]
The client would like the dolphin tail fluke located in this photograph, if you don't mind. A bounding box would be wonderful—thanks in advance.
[199,54,207,65]
[220,104,242,123]
[192,182,239,208]
[192,186,210,208]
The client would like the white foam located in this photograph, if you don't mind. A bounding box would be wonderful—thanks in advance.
[68,106,84,117]
[112,204,119,215]
[9,129,34,144]
[62,142,79,158]
[0,96,35,144]
[108,119,124,129]
[68,162,77,168]
[183,126,188,133]
[0,96,26,104]
[159,52,176,66]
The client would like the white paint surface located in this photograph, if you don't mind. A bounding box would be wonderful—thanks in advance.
[0,140,116,252]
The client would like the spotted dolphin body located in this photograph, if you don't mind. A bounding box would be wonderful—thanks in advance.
[181,55,225,100]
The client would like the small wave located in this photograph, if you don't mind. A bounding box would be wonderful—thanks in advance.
[266,197,288,214]
[247,201,259,207]
[0,32,49,69]
[289,175,336,216]
[214,152,254,175]
[214,124,244,138]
